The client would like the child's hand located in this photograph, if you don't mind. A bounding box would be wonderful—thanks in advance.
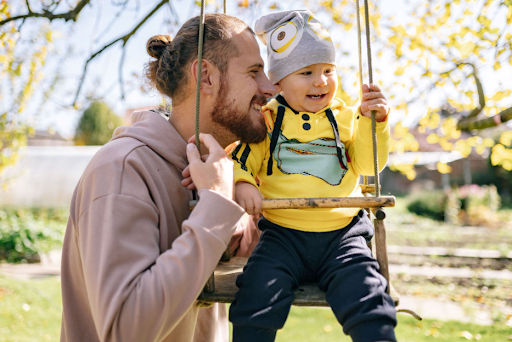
[235,182,264,215]
[360,83,389,122]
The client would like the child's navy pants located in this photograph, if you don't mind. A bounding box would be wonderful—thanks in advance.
[229,210,397,342]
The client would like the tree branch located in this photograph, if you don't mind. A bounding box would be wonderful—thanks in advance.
[73,0,170,105]
[25,0,33,14]
[439,62,486,121]
[0,0,91,25]
[119,43,127,100]
[457,106,512,131]
[458,62,485,120]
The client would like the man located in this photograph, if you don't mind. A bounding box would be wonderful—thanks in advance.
[60,14,276,342]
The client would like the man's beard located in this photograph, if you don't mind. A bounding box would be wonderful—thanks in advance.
[211,75,268,144]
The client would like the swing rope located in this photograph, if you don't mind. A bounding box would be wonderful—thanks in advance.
[192,1,386,206]
[356,0,368,189]
[196,0,227,153]
[362,0,381,197]
[195,0,206,152]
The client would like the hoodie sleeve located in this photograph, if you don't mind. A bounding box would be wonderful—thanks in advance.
[346,109,390,176]
[78,188,245,342]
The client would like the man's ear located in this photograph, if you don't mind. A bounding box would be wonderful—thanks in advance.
[190,59,218,96]
[274,82,282,93]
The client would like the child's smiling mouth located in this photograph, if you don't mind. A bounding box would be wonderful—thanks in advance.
[307,93,327,100]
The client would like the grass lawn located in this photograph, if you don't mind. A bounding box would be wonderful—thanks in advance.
[273,306,512,342]
[1,276,511,342]
[0,276,62,342]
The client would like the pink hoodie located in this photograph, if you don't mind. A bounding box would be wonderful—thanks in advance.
[61,111,257,342]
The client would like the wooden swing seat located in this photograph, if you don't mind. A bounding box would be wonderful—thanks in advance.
[198,257,400,307]
[195,192,399,307]
[198,257,328,306]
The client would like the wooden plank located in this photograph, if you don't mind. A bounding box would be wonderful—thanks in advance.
[190,196,395,211]
[198,257,328,306]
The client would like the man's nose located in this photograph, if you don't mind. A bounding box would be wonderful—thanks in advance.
[258,74,277,98]
[313,75,328,87]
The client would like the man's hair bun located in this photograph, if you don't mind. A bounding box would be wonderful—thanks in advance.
[146,35,173,59]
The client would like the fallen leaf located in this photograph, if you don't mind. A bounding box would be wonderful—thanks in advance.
[458,331,473,340]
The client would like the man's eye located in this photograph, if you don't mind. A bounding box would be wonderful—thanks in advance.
[250,70,259,76]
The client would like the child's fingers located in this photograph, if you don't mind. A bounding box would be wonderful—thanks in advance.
[362,83,382,93]
[245,198,254,215]
[363,91,386,101]
[238,198,247,212]
[369,83,382,92]
[254,197,262,215]
[368,103,389,115]
[362,98,387,111]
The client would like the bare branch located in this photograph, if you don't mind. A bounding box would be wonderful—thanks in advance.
[25,0,33,14]
[0,0,91,25]
[95,2,129,42]
[457,107,512,131]
[119,44,127,100]
[73,0,170,105]
[457,62,485,119]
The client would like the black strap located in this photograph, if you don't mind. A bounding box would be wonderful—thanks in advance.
[325,108,348,170]
[231,143,242,164]
[239,144,251,171]
[275,95,299,114]
[267,105,286,175]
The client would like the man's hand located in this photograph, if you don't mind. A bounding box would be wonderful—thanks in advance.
[181,155,208,190]
[235,182,264,215]
[186,134,233,200]
[360,83,389,122]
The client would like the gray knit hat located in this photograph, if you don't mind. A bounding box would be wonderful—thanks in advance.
[254,10,336,84]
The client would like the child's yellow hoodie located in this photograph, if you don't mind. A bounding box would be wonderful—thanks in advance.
[230,96,389,232]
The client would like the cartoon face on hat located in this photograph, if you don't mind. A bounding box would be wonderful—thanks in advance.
[268,17,303,59]
[267,13,332,59]
[255,10,336,83]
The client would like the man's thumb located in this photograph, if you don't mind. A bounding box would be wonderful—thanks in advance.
[186,143,201,163]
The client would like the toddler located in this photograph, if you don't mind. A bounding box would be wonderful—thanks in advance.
[228,10,397,342]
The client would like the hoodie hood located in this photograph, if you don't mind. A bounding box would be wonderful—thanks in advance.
[112,110,188,172]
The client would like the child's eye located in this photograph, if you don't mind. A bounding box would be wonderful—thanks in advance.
[302,71,312,75]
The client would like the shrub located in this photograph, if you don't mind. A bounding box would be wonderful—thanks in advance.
[0,208,67,263]
[458,184,501,226]
[406,185,502,226]
[406,190,447,221]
